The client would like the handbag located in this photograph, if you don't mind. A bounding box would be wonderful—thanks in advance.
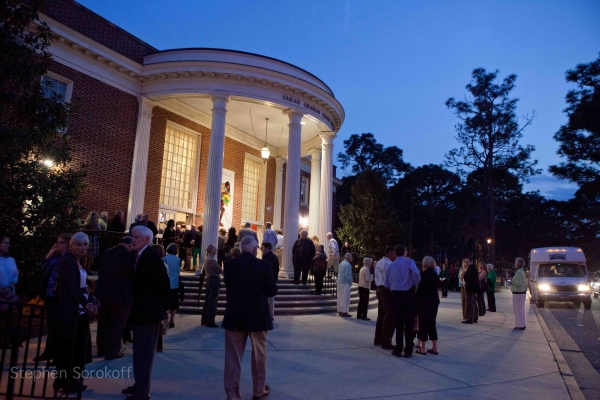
[178,276,185,302]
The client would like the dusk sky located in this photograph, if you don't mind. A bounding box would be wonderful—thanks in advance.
[77,0,600,200]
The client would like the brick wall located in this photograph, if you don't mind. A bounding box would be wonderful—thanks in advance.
[144,107,276,231]
[48,60,138,222]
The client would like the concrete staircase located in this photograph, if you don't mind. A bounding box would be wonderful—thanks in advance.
[178,272,378,316]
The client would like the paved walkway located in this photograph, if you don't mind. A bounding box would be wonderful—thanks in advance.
[75,289,570,399]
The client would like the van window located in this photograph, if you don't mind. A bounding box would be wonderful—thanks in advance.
[538,263,585,278]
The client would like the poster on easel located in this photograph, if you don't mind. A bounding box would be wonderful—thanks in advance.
[220,168,234,230]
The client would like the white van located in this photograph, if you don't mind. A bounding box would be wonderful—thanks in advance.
[529,247,592,310]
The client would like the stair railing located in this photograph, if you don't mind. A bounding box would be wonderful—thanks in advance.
[323,267,338,298]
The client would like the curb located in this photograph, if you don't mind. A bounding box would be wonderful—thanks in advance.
[533,304,585,400]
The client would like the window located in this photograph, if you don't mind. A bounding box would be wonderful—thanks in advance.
[242,154,266,224]
[300,176,309,206]
[159,124,200,212]
[41,73,72,103]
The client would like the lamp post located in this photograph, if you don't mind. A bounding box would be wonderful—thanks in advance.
[487,238,491,259]
[261,118,270,162]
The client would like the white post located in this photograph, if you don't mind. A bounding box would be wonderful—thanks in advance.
[318,133,335,245]
[200,95,229,265]
[272,157,285,230]
[280,110,304,279]
[308,148,321,241]
[126,97,155,227]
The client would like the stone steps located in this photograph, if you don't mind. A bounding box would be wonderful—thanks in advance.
[178,272,377,316]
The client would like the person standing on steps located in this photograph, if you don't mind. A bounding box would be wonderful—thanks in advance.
[337,253,354,317]
[291,230,315,285]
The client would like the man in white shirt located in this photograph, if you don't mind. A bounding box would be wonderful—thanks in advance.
[374,246,397,348]
[326,232,340,273]
[275,229,284,265]
[336,253,353,317]
[262,222,277,250]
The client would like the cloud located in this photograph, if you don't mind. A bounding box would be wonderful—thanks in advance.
[524,174,578,201]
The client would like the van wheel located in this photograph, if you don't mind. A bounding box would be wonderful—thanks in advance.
[537,300,545,308]
[584,302,591,310]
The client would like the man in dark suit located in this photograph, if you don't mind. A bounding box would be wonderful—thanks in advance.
[95,235,135,360]
[291,230,316,284]
[223,236,277,400]
[261,241,279,321]
[121,226,170,400]
[236,222,258,243]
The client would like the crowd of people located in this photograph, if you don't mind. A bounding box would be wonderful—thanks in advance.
[0,218,533,399]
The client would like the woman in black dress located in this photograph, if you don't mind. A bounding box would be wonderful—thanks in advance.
[162,219,176,251]
[54,232,99,394]
[416,256,440,355]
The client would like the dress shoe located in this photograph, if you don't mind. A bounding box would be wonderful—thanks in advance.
[122,385,137,394]
[381,344,394,350]
[391,350,403,357]
[462,321,473,324]
[205,323,219,328]
[252,385,270,400]
[404,353,412,359]
[374,340,381,346]
[168,322,175,328]
[340,313,351,317]
[361,317,371,321]
[33,352,52,362]
[105,353,124,360]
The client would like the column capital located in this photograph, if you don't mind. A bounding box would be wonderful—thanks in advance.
[137,96,156,118]
[319,132,336,145]
[210,94,230,111]
[283,109,304,124]
[275,157,286,171]
[309,147,322,162]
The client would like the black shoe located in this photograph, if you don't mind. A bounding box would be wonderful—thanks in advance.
[122,385,137,394]
[391,350,403,357]
[205,323,219,328]
[381,344,394,350]
[361,317,371,321]
[252,385,270,400]
[374,340,381,346]
[168,322,175,328]
[474,320,478,323]
[462,321,473,324]
[404,353,412,359]
[33,352,52,362]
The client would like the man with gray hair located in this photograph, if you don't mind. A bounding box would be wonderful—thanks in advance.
[337,253,353,317]
[292,230,316,285]
[237,222,258,243]
[222,236,278,400]
[121,226,170,400]
[326,232,340,273]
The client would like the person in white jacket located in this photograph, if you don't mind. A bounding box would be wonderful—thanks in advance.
[337,253,354,317]
[357,258,373,320]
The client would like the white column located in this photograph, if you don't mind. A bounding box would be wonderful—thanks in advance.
[272,157,285,230]
[280,110,304,279]
[126,97,155,227]
[200,95,229,265]
[318,133,335,245]
[308,148,321,241]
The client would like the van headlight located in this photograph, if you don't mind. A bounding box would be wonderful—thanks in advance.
[578,285,590,292]
[538,284,551,291]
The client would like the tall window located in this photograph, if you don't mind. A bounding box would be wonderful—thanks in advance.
[300,176,309,205]
[42,75,68,102]
[160,124,199,211]
[242,154,265,224]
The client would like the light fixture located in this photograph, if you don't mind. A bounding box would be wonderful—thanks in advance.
[261,118,270,163]
[300,121,306,126]
[299,216,308,226]
[42,159,54,167]
[487,238,491,244]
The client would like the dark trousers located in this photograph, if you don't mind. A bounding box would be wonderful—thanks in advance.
[477,291,486,316]
[314,269,326,294]
[132,322,161,398]
[375,287,396,346]
[357,287,369,319]
[417,304,439,341]
[96,304,130,358]
[293,262,310,284]
[487,291,496,312]
[441,280,448,297]
[391,290,416,355]
[54,315,91,391]
[466,291,478,322]
[202,277,220,325]
[44,296,59,358]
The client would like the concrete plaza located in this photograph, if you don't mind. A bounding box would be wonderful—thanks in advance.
[79,289,572,399]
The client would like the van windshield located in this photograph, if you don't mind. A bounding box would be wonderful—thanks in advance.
[539,263,585,278]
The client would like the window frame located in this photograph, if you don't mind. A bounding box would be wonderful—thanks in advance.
[300,175,310,206]
[41,72,73,103]
[241,152,267,226]
[158,121,202,215]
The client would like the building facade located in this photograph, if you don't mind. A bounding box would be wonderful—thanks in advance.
[38,0,344,277]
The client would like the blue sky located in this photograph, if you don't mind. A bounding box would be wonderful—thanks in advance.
[78,0,600,200]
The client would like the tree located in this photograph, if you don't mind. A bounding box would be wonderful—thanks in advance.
[336,171,401,261]
[550,54,600,189]
[1,0,86,298]
[445,68,539,264]
[338,133,411,185]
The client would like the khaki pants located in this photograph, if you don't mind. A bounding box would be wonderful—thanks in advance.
[224,330,268,400]
[328,253,340,273]
[337,283,351,313]
[274,248,282,266]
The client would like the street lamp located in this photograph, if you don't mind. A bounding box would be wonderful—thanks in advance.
[261,118,270,163]
[487,238,491,259]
